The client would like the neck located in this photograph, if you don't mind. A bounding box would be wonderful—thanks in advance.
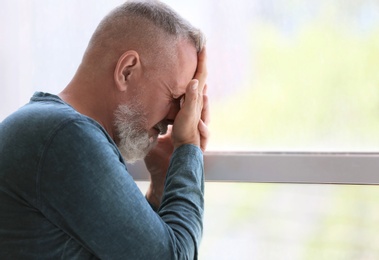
[58,66,117,141]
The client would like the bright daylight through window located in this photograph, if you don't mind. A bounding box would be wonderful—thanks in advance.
[1,0,379,259]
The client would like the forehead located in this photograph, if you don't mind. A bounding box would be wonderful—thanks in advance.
[169,41,198,97]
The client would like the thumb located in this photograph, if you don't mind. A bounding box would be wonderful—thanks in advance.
[182,79,199,112]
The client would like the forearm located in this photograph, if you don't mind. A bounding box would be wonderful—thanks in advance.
[158,144,204,259]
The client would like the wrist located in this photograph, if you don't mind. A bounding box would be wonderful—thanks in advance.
[146,183,163,211]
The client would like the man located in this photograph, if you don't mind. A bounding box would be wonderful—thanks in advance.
[0,1,209,259]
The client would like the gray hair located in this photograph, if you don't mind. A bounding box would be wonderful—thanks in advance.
[116,0,206,52]
[85,0,205,68]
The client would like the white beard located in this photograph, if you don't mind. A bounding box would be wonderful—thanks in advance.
[114,104,156,163]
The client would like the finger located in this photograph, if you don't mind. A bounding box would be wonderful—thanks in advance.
[166,124,173,134]
[198,120,209,139]
[181,79,199,113]
[194,47,207,93]
[203,83,208,95]
[198,119,209,152]
[201,94,210,125]
[158,125,172,139]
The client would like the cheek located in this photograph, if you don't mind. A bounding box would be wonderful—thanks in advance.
[146,101,171,127]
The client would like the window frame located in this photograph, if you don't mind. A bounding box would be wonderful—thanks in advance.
[128,152,379,185]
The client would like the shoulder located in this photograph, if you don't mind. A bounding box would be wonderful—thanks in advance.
[1,92,120,164]
[4,91,112,144]
[1,92,83,134]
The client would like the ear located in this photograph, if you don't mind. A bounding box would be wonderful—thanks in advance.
[114,50,140,92]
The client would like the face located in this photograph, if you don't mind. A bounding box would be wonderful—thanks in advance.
[115,41,198,163]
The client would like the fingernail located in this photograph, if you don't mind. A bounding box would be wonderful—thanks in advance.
[192,81,199,90]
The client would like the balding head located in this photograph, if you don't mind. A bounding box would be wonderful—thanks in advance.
[83,0,205,73]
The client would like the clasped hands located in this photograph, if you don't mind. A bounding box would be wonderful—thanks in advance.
[144,48,209,209]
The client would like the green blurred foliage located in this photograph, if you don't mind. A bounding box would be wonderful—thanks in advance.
[210,22,379,151]
[201,183,379,259]
[202,3,379,259]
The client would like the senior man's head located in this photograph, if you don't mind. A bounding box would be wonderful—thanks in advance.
[70,1,205,162]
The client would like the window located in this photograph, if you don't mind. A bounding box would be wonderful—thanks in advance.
[2,0,379,259]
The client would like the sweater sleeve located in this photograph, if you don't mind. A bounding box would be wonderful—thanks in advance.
[37,119,204,260]
[159,144,204,259]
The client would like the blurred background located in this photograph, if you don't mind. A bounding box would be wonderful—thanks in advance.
[1,0,379,259]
